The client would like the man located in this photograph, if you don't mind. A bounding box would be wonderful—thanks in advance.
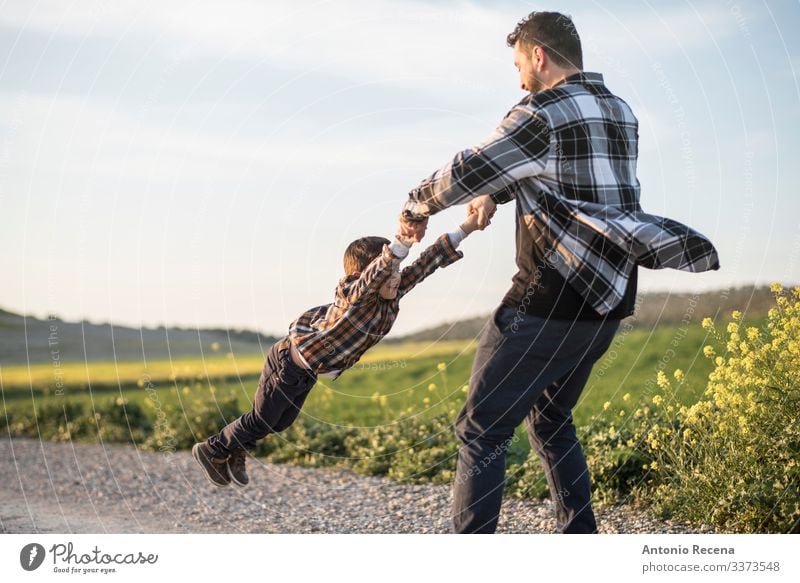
[400,11,719,533]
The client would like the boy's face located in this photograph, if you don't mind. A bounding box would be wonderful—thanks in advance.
[379,267,401,300]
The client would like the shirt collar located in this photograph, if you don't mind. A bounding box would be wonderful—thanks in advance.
[551,71,604,89]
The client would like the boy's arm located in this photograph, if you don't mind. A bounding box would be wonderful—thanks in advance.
[396,228,469,300]
[345,237,411,305]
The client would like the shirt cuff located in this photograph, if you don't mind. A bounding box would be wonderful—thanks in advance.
[446,227,468,248]
[490,184,518,205]
[388,238,411,259]
[402,199,431,220]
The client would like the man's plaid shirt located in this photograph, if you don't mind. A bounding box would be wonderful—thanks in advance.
[288,234,463,377]
[403,72,720,315]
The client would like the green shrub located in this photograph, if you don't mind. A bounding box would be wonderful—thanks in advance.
[89,398,152,443]
[639,285,800,533]
[142,393,241,451]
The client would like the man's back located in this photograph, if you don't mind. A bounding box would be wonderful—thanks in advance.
[493,72,642,319]
[521,72,641,210]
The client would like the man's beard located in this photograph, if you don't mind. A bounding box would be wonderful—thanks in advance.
[529,74,545,94]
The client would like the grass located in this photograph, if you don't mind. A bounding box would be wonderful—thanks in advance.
[0,339,474,393]
[2,322,725,462]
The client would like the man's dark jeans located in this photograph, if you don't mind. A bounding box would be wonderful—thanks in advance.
[207,336,317,457]
[452,303,621,534]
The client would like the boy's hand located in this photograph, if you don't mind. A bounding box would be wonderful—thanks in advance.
[395,230,417,247]
[398,213,428,243]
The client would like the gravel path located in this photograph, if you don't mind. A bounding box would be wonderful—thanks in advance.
[0,436,707,534]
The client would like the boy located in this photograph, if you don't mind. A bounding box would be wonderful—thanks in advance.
[192,211,484,487]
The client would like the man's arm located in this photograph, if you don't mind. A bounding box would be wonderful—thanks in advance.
[489,182,520,205]
[345,238,411,305]
[402,107,549,218]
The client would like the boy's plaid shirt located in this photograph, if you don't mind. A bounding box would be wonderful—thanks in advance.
[402,72,720,315]
[288,233,463,376]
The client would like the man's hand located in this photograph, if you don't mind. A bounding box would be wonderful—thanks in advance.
[460,208,484,235]
[466,195,496,229]
[398,213,428,243]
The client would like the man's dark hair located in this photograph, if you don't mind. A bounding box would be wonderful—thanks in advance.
[343,236,390,275]
[506,11,583,70]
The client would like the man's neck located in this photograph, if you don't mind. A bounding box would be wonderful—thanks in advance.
[545,67,582,90]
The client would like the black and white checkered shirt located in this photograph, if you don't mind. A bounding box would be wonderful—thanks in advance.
[402,72,719,315]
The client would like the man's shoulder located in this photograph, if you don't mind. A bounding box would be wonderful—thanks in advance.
[508,85,582,129]
[517,75,636,128]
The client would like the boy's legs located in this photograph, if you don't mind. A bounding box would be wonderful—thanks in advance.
[206,337,317,458]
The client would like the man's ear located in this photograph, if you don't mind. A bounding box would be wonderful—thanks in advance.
[532,45,545,71]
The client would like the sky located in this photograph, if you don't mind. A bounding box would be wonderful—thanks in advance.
[1,0,798,337]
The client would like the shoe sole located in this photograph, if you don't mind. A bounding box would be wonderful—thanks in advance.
[192,443,230,488]
[227,460,249,487]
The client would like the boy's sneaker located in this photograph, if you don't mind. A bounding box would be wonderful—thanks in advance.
[192,442,231,487]
[227,450,249,486]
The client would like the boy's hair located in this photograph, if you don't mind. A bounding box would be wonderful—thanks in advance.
[506,11,583,70]
[343,236,390,275]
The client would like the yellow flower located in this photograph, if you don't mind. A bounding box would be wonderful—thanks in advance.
[731,310,742,320]
[652,394,664,406]
[656,370,669,390]
[703,345,715,358]
[437,362,447,371]
[770,282,783,294]
[422,397,431,406]
[623,393,631,402]
[603,401,611,411]
[379,395,388,407]
[650,461,659,470]
[701,317,714,330]
[428,383,437,391]
[673,369,685,382]
[461,385,469,394]
[727,322,739,334]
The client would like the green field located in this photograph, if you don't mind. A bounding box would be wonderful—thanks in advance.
[1,322,721,459]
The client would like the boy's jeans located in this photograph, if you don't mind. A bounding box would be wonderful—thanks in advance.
[207,336,317,457]
[452,303,621,534]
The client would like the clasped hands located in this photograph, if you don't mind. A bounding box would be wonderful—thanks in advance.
[397,194,497,245]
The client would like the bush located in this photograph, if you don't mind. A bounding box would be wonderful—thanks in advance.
[260,421,357,467]
[143,393,242,451]
[640,284,800,533]
[90,398,152,444]
[386,415,459,484]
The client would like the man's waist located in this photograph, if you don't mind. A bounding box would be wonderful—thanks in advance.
[502,265,637,320]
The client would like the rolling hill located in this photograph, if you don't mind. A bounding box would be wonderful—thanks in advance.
[0,284,780,365]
